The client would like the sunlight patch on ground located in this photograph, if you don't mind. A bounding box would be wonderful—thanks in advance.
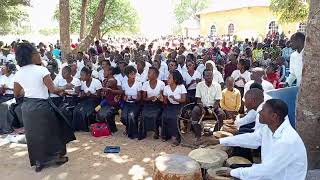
[42,175,51,180]
[142,157,151,163]
[107,174,124,180]
[92,162,102,167]
[57,172,68,179]
[67,147,79,153]
[128,164,148,180]
[13,151,28,157]
[100,153,134,164]
[91,174,101,179]
[9,143,27,148]
[85,146,92,150]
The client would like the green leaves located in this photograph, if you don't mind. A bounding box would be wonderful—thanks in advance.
[0,0,30,35]
[173,0,210,24]
[270,0,309,23]
[54,0,139,38]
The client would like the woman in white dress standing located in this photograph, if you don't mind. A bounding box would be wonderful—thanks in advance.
[13,43,75,172]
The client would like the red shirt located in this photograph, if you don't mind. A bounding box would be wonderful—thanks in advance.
[266,72,280,89]
[221,47,230,55]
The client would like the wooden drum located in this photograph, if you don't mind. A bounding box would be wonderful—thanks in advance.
[153,154,202,180]
[225,156,252,167]
[207,167,235,180]
[188,148,228,170]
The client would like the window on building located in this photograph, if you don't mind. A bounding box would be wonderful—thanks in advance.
[298,23,306,33]
[268,21,279,33]
[228,23,235,35]
[210,25,216,36]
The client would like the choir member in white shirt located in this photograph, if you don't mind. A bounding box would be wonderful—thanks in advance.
[176,55,188,75]
[0,63,16,134]
[13,43,75,172]
[243,67,274,96]
[120,65,142,139]
[286,32,305,87]
[136,60,149,83]
[141,67,165,140]
[98,59,111,81]
[152,60,167,82]
[201,99,307,180]
[231,59,251,96]
[114,61,128,85]
[72,66,102,131]
[183,60,201,103]
[161,70,187,146]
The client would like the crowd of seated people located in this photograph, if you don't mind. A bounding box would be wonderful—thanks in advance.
[0,32,303,147]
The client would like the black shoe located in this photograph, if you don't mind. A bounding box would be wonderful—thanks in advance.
[35,162,44,172]
[55,156,68,166]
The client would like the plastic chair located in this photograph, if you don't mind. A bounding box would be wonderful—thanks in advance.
[266,86,299,128]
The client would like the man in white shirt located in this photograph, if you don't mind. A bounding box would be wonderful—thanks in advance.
[244,67,274,96]
[286,32,305,87]
[191,69,226,136]
[235,88,264,132]
[198,99,307,180]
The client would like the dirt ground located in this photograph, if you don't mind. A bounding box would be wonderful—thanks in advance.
[0,123,192,180]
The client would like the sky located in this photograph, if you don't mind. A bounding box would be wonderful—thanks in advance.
[28,0,177,37]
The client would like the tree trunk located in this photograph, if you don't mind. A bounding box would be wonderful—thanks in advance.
[59,0,71,60]
[79,0,88,40]
[296,0,320,170]
[76,0,109,52]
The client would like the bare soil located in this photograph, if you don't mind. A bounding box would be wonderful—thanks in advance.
[0,123,192,180]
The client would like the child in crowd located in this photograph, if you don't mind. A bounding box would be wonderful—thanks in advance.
[220,77,241,119]
[266,63,280,89]
[260,52,272,68]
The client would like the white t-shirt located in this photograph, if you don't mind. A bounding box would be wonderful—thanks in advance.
[121,80,142,100]
[51,75,62,98]
[14,65,50,99]
[136,68,149,83]
[98,69,105,81]
[81,78,102,95]
[244,80,275,96]
[183,70,201,90]
[0,73,15,94]
[163,84,187,104]
[231,70,251,88]
[142,80,165,98]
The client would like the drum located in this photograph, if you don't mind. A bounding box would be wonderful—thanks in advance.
[212,131,233,139]
[206,167,235,180]
[188,148,228,170]
[225,156,252,167]
[153,154,202,180]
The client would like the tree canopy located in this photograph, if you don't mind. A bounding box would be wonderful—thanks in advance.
[54,0,139,38]
[173,0,210,24]
[270,0,309,23]
[0,0,30,35]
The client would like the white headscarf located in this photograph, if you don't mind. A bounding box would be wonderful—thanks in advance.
[205,60,217,70]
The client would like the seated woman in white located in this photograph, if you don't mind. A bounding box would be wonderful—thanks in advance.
[120,65,142,139]
[141,67,165,140]
[72,66,102,132]
[161,70,187,146]
[0,63,17,134]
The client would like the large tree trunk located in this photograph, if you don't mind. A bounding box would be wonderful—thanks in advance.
[79,0,88,40]
[59,0,71,60]
[76,0,109,52]
[296,0,320,170]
